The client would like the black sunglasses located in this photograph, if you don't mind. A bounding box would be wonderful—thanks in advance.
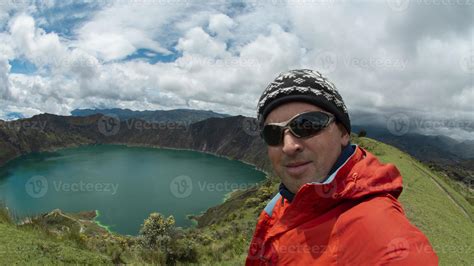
[261,111,335,146]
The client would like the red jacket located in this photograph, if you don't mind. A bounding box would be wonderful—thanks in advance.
[246,146,438,265]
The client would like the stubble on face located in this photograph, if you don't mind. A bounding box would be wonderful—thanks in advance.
[265,102,349,194]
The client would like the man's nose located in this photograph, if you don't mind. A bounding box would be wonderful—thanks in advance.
[281,129,303,155]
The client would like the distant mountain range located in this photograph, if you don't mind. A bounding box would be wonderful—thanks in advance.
[71,108,229,124]
[351,124,474,185]
[352,124,474,162]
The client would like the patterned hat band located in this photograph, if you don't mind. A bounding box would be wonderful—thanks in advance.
[257,69,351,134]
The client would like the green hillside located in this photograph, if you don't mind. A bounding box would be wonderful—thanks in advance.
[355,137,473,266]
[0,213,109,264]
[0,136,472,265]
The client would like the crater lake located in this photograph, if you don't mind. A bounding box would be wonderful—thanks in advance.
[0,145,266,235]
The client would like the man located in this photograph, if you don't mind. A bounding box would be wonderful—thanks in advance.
[246,69,438,265]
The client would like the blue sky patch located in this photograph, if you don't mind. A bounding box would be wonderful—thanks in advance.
[124,48,180,64]
[5,112,25,121]
[9,59,38,74]
[34,1,102,38]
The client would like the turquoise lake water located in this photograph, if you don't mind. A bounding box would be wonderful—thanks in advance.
[0,145,265,235]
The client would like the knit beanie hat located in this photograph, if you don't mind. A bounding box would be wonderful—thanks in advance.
[257,69,351,133]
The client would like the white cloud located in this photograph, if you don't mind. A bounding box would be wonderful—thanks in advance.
[73,2,197,61]
[8,14,67,67]
[0,33,14,100]
[176,27,228,58]
[239,24,303,74]
[0,1,472,139]
[0,101,44,120]
[76,31,138,61]
[0,58,11,100]
[208,13,235,40]
[452,86,474,109]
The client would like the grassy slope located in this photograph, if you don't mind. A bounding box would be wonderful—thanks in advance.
[356,137,473,266]
[0,223,109,264]
[0,136,472,265]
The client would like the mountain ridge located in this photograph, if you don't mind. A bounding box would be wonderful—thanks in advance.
[71,108,230,124]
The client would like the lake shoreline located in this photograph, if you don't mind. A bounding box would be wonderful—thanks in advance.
[0,144,268,235]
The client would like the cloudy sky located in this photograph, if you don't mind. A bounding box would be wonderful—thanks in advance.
[0,0,472,138]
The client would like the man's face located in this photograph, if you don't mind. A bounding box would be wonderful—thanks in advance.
[265,102,350,194]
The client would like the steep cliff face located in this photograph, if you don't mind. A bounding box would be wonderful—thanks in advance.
[0,114,272,173]
[0,114,102,166]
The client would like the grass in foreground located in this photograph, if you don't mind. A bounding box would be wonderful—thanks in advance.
[0,222,109,264]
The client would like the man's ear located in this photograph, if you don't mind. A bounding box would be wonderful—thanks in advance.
[336,123,350,146]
